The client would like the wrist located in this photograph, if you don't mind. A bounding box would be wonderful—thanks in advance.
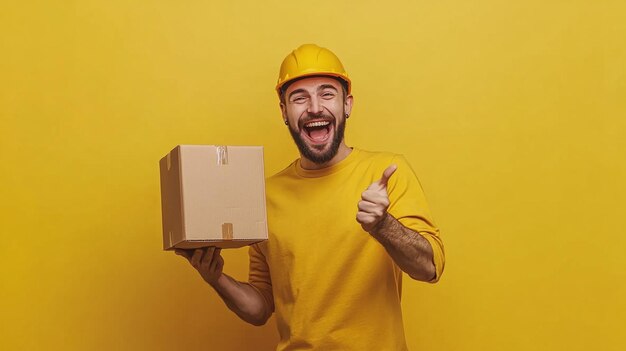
[370,212,391,236]
[208,272,226,288]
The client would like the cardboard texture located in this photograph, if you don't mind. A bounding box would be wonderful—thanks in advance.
[159,145,268,250]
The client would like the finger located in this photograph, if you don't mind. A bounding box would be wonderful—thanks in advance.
[208,247,221,266]
[201,247,216,268]
[379,164,397,187]
[357,202,386,219]
[190,248,205,268]
[209,248,222,271]
[361,191,390,207]
[175,249,193,261]
[358,200,380,213]
[356,211,377,225]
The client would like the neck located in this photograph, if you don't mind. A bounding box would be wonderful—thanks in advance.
[299,143,352,170]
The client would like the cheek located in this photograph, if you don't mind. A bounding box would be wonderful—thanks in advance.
[329,101,345,114]
[286,107,303,126]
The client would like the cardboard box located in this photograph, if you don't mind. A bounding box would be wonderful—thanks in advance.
[159,145,268,250]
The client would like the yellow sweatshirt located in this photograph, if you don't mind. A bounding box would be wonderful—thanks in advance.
[249,148,444,350]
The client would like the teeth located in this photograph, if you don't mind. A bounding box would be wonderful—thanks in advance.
[305,121,330,128]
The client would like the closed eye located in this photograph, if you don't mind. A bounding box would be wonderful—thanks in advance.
[291,96,307,103]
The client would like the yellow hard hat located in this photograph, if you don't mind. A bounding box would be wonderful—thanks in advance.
[276,44,351,96]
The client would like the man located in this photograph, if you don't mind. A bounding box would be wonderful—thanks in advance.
[176,44,445,350]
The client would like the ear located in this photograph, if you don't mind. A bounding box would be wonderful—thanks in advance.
[344,94,354,117]
[279,101,288,121]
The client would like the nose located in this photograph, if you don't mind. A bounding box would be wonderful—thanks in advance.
[306,95,323,115]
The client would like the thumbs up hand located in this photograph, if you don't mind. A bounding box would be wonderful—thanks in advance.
[357,164,397,233]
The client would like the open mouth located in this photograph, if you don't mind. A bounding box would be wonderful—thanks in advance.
[302,119,333,144]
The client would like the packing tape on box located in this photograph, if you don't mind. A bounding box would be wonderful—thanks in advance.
[222,223,234,240]
[218,147,231,240]
[168,230,174,247]
[216,145,228,165]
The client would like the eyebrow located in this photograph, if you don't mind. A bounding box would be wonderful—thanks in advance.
[288,84,340,100]
[288,88,307,100]
[317,84,339,93]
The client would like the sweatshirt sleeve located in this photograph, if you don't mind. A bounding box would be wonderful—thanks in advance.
[387,154,445,283]
[248,242,275,312]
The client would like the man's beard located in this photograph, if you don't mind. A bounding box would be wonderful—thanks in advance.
[287,115,346,165]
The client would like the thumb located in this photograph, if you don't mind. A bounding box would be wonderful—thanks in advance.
[377,164,397,188]
[175,249,192,261]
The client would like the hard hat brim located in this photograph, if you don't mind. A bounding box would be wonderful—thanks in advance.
[276,72,351,97]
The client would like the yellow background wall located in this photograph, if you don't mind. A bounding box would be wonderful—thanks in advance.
[1,1,624,350]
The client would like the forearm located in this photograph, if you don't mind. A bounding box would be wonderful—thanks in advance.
[210,273,272,326]
[370,213,436,282]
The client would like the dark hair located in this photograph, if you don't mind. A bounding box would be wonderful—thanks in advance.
[279,76,349,104]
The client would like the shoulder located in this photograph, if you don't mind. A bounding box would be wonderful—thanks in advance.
[355,148,421,192]
[265,159,297,189]
[355,148,409,169]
